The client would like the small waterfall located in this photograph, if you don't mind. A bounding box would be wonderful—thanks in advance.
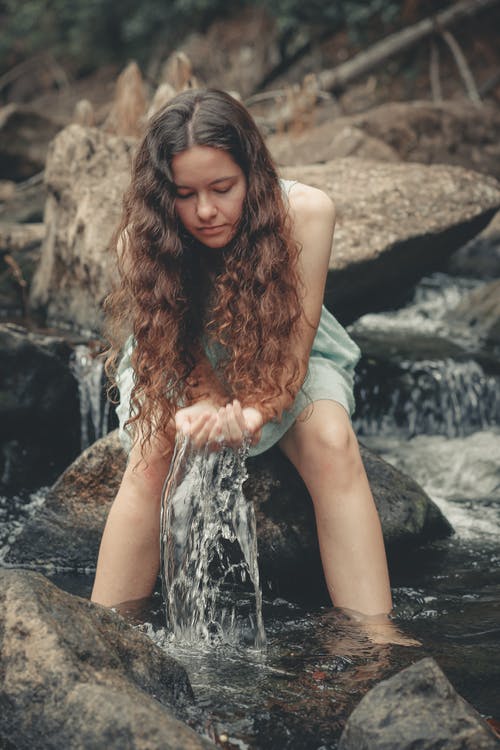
[354,358,500,438]
[71,344,110,449]
[160,436,266,648]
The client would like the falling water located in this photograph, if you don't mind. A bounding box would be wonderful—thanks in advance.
[160,435,266,648]
[71,344,110,449]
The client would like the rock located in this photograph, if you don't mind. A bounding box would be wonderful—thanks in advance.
[0,173,46,223]
[0,323,80,491]
[5,430,452,601]
[268,101,500,180]
[338,657,500,750]
[28,119,500,331]
[446,210,500,278]
[0,103,62,181]
[103,61,148,138]
[282,159,500,322]
[0,223,45,316]
[176,7,280,98]
[445,278,500,351]
[0,568,213,750]
[29,124,136,334]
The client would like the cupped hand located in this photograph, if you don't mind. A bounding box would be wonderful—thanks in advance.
[175,401,220,450]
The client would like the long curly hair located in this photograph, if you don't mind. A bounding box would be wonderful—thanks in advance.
[105,88,304,452]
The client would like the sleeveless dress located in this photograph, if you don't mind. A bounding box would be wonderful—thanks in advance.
[116,179,361,457]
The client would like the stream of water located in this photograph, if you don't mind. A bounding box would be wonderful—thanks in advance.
[1,271,499,748]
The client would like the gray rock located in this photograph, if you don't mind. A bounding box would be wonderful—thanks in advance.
[445,278,500,351]
[338,657,500,750]
[28,123,500,332]
[29,123,136,334]
[0,568,213,749]
[269,100,500,180]
[447,209,500,279]
[282,158,500,323]
[0,323,80,490]
[5,430,452,601]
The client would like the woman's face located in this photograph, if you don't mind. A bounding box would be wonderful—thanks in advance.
[171,145,247,249]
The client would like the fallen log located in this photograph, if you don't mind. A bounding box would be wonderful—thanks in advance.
[318,0,500,93]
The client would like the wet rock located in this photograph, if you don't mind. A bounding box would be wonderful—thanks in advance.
[0,568,213,750]
[0,103,62,181]
[445,278,500,351]
[282,158,500,322]
[338,657,500,750]
[5,430,452,601]
[0,323,80,490]
[447,210,500,279]
[269,100,500,180]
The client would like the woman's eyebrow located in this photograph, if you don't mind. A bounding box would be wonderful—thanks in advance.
[174,176,237,189]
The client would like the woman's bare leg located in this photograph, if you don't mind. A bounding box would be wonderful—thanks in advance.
[279,400,392,616]
[91,434,173,607]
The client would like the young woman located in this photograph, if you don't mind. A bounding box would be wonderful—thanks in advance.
[91,88,393,628]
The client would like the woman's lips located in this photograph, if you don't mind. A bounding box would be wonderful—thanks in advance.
[198,225,226,235]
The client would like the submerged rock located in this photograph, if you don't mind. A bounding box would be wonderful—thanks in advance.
[5,430,452,602]
[338,657,500,749]
[0,568,213,749]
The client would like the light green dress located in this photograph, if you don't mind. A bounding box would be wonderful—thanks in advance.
[116,179,361,457]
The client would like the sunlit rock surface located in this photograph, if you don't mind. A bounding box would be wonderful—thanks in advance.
[0,569,214,749]
[339,657,500,750]
[282,159,500,322]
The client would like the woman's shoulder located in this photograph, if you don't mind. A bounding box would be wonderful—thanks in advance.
[284,180,336,224]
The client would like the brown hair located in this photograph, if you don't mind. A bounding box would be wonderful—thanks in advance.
[104,88,303,452]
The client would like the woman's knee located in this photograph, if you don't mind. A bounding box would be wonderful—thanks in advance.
[284,403,361,476]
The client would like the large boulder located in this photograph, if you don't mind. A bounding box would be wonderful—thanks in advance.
[30,120,500,331]
[339,657,500,750]
[282,159,500,322]
[5,430,452,601]
[0,323,80,491]
[29,124,136,334]
[269,101,500,180]
[0,568,213,749]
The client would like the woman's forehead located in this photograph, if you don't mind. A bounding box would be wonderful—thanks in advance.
[171,145,242,186]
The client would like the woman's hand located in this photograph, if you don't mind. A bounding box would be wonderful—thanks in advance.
[175,400,263,451]
[175,401,220,450]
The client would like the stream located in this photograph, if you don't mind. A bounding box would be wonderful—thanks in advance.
[1,271,499,749]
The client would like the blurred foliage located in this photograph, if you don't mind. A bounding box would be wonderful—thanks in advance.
[0,0,418,77]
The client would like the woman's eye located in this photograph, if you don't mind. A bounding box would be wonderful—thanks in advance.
[176,192,194,200]
[214,186,231,194]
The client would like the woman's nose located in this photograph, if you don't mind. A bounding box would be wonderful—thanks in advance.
[196,195,217,221]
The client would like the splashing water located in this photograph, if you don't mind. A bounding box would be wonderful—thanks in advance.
[160,436,266,648]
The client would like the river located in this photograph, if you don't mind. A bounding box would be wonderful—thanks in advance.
[1,270,499,749]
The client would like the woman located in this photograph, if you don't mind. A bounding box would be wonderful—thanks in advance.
[91,88,393,627]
